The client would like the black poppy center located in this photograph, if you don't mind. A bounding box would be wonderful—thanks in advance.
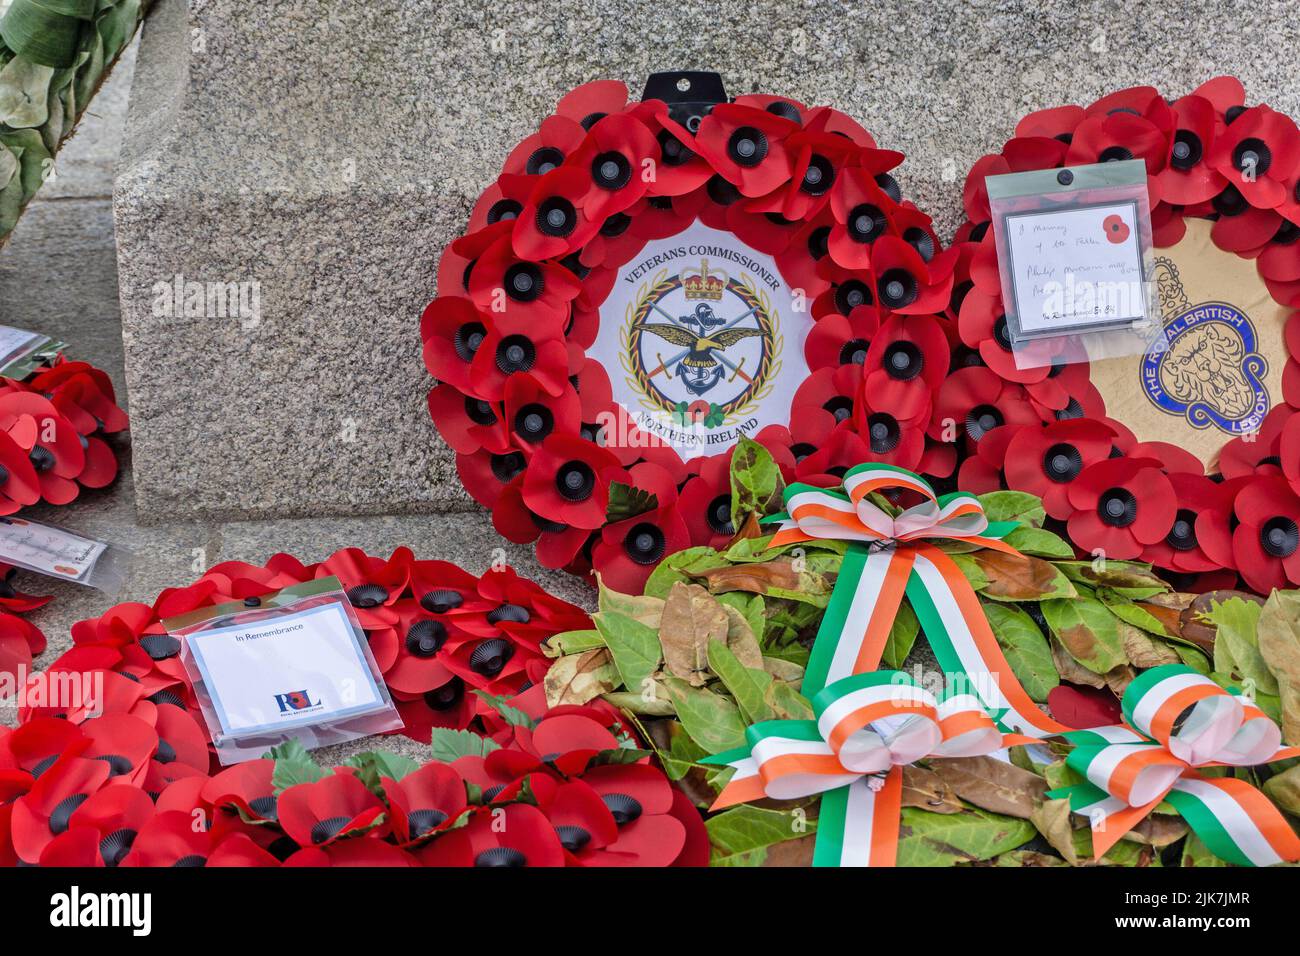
[0,463,8,486]
[993,314,1013,351]
[903,226,936,262]
[407,808,449,838]
[490,451,526,483]
[1166,510,1199,551]
[790,442,815,463]
[249,795,279,821]
[727,126,768,167]
[99,828,137,867]
[50,793,89,835]
[800,154,836,195]
[875,172,902,202]
[486,198,521,224]
[453,321,487,362]
[96,753,133,777]
[172,854,207,867]
[464,397,497,426]
[705,494,734,536]
[468,638,515,676]
[407,619,448,658]
[495,334,536,374]
[823,396,853,423]
[420,589,463,614]
[554,824,592,853]
[514,403,553,442]
[766,101,801,122]
[139,634,181,661]
[1055,398,1085,421]
[311,815,351,845]
[1099,145,1134,163]
[1234,137,1272,176]
[884,341,923,380]
[847,203,886,243]
[483,605,530,631]
[658,129,692,167]
[1171,130,1203,170]
[807,225,830,260]
[878,270,918,309]
[475,846,527,867]
[965,404,1003,442]
[1261,516,1300,558]
[840,338,870,366]
[1042,443,1083,483]
[347,583,387,608]
[29,445,55,472]
[425,677,464,711]
[624,523,666,565]
[834,279,873,315]
[591,151,632,190]
[535,196,577,237]
[503,263,544,303]
[1213,184,1248,217]
[867,413,901,453]
[525,146,564,175]
[1098,488,1138,528]
[556,460,596,501]
[602,792,643,826]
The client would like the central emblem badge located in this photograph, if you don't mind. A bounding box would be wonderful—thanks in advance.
[623,258,779,428]
[592,223,807,454]
[1141,259,1269,436]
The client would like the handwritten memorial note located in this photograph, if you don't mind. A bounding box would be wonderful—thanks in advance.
[1003,201,1147,336]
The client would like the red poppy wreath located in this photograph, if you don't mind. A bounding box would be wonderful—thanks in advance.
[11,547,591,743]
[421,72,958,593]
[952,77,1300,596]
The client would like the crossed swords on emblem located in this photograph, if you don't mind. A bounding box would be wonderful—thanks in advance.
[636,299,765,395]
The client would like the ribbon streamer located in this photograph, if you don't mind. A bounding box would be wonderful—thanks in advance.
[709,463,1067,866]
[703,671,1034,866]
[1048,664,1300,867]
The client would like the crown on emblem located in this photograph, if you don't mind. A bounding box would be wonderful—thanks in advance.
[681,260,727,301]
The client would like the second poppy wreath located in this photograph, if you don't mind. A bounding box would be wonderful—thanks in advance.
[421,71,958,593]
[952,77,1300,595]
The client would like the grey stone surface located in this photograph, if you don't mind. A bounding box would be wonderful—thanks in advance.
[113,0,1300,522]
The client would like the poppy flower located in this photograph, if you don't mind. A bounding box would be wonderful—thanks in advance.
[591,463,690,593]
[1208,105,1300,209]
[1003,418,1118,520]
[384,762,468,846]
[1231,475,1300,592]
[694,103,798,197]
[0,395,85,505]
[468,172,536,233]
[316,546,410,629]
[624,100,713,198]
[826,167,898,270]
[420,802,565,867]
[420,296,493,394]
[929,366,1038,454]
[791,364,862,447]
[466,233,582,335]
[1066,457,1177,560]
[1141,471,1227,572]
[1066,112,1172,192]
[276,771,387,848]
[36,784,156,866]
[120,810,279,867]
[804,303,882,372]
[493,475,594,570]
[512,165,604,261]
[1156,94,1227,205]
[861,314,949,421]
[9,753,111,863]
[426,383,510,456]
[1220,406,1291,479]
[0,613,45,689]
[502,114,588,178]
[467,322,571,404]
[520,432,622,530]
[1015,104,1086,142]
[678,453,736,549]
[1210,186,1282,252]
[567,112,659,220]
[556,763,687,866]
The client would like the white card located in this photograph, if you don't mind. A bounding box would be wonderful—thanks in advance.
[0,323,44,371]
[0,517,107,582]
[1003,201,1148,336]
[184,601,385,736]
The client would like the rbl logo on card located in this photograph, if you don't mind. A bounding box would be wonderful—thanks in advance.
[274,689,319,713]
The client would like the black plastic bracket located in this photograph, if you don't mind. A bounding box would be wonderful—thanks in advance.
[640,71,729,134]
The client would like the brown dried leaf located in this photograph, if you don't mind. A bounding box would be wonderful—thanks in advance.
[971,550,1075,600]
[1126,814,1189,848]
[659,582,728,687]
[1030,797,1080,865]
[726,510,765,547]
[1180,590,1267,653]
[1257,589,1300,745]
[1104,664,1137,696]
[1120,622,1180,668]
[543,648,618,707]
[1050,636,1105,689]
[760,834,817,867]
[902,765,964,814]
[693,560,831,599]
[929,755,1047,819]
[721,604,764,669]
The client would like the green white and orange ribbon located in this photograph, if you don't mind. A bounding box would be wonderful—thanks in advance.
[704,463,1067,866]
[767,463,1067,740]
[702,671,1036,865]
[1048,664,1300,867]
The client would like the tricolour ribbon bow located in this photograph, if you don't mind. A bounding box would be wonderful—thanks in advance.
[1049,664,1300,867]
[702,671,1036,866]
[767,463,1066,740]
